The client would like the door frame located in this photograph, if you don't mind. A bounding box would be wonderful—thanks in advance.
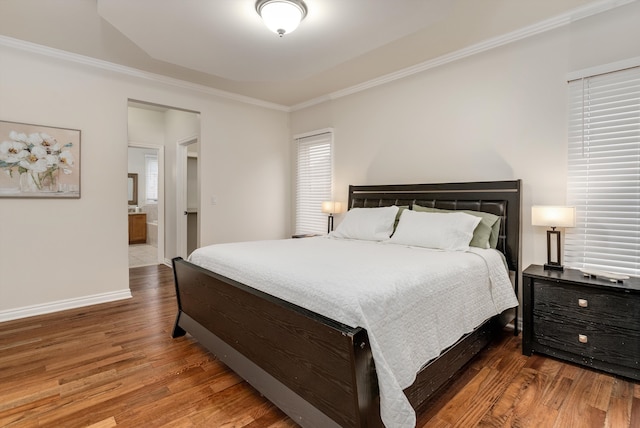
[128,142,165,265]
[176,136,199,259]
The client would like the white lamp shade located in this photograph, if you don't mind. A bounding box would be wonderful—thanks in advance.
[258,0,305,35]
[532,206,576,228]
[321,201,342,214]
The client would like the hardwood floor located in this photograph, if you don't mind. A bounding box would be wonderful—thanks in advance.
[0,264,638,427]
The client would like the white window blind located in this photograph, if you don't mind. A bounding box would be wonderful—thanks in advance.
[295,131,333,235]
[145,154,158,202]
[565,66,640,276]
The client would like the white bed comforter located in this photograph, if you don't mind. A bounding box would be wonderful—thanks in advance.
[189,237,518,428]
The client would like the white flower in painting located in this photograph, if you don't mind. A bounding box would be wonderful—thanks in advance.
[45,154,59,167]
[27,133,43,145]
[9,131,27,142]
[36,133,60,152]
[0,140,28,163]
[30,145,47,159]
[20,157,48,173]
[20,146,47,171]
[41,133,56,146]
[59,150,74,174]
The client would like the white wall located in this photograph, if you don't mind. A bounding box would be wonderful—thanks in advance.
[128,108,165,145]
[0,44,290,319]
[290,2,640,274]
[199,102,292,244]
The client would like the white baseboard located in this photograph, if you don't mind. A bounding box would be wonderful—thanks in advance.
[0,289,132,322]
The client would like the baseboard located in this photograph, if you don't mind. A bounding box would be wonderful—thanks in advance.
[0,289,132,322]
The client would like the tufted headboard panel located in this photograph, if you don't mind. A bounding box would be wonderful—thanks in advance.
[348,180,521,273]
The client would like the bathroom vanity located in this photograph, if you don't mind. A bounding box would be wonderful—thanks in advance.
[128,212,147,244]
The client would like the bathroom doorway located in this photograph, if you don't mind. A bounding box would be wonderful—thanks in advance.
[127,144,164,267]
[127,100,200,266]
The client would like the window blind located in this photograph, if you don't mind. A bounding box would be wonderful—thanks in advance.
[145,154,158,202]
[565,66,640,276]
[295,131,333,235]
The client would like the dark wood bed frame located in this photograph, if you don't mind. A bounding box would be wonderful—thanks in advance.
[171,180,521,427]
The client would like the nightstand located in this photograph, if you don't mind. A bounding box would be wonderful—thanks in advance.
[522,264,640,381]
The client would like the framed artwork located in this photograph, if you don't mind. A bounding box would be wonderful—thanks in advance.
[0,120,81,198]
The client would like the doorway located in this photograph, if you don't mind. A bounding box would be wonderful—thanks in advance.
[127,144,164,267]
[127,100,201,265]
[177,137,199,259]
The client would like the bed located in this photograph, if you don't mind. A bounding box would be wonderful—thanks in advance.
[171,180,521,427]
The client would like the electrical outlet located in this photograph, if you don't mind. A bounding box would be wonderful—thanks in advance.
[211,195,218,205]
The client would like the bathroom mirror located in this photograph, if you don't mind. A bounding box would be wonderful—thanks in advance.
[128,173,138,205]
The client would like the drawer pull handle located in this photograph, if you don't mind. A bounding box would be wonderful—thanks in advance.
[578,299,588,308]
[578,334,588,344]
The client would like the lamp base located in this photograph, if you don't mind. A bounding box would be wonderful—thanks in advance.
[327,213,334,234]
[545,229,564,272]
[544,263,564,271]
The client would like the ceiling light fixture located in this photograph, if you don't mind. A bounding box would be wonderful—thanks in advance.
[255,0,307,37]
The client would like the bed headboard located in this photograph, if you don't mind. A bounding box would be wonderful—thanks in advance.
[348,180,521,273]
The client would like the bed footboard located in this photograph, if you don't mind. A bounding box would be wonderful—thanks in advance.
[171,257,382,428]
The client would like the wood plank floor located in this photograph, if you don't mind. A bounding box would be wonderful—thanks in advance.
[0,264,638,427]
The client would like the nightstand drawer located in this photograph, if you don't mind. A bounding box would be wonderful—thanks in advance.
[534,313,640,370]
[534,280,640,330]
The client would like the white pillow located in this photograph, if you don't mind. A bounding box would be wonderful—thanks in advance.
[388,209,481,251]
[330,206,399,241]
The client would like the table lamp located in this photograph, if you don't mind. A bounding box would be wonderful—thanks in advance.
[532,205,576,271]
[321,201,343,233]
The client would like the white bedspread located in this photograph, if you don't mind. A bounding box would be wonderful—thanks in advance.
[189,237,518,428]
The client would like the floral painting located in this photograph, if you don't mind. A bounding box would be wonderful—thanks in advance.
[0,120,80,198]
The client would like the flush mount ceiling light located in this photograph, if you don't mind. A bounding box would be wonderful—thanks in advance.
[255,0,307,37]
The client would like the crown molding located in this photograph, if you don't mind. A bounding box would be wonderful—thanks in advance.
[0,0,634,113]
[291,0,636,111]
[0,35,291,112]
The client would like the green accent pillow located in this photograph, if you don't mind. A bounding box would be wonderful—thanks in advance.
[489,217,501,249]
[393,206,409,234]
[412,205,500,249]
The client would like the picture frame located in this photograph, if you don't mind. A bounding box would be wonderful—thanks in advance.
[128,173,138,205]
[0,120,81,198]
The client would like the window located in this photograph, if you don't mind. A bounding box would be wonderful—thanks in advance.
[565,65,640,276]
[145,154,158,202]
[295,130,333,235]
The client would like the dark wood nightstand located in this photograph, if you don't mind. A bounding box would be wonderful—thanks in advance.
[522,264,640,381]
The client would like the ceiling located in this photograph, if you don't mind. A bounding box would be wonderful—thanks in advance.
[0,0,625,107]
